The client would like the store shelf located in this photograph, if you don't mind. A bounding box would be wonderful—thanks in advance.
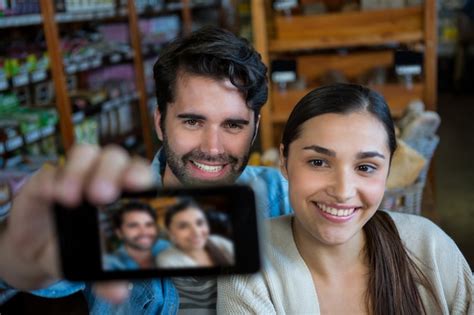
[271,83,423,123]
[0,10,125,29]
[269,6,423,53]
[137,0,220,16]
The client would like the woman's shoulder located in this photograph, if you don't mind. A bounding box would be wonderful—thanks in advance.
[155,246,188,267]
[385,210,469,275]
[385,211,449,242]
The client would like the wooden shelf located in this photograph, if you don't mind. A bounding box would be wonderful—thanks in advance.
[271,83,423,123]
[270,6,424,53]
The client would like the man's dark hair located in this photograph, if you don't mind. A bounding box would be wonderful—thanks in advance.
[112,201,157,230]
[153,26,268,129]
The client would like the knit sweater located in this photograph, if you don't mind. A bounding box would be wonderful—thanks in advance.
[217,212,473,314]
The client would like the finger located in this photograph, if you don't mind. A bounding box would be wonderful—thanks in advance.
[55,144,101,207]
[122,156,154,191]
[93,281,131,305]
[86,145,130,204]
[10,164,57,224]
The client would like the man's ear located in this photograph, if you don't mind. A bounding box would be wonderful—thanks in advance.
[115,229,123,240]
[279,143,288,180]
[154,109,164,141]
[251,114,261,145]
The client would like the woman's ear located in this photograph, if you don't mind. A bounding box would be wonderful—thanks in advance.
[279,144,288,180]
[154,109,164,141]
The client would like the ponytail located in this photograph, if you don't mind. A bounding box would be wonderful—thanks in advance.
[364,211,439,315]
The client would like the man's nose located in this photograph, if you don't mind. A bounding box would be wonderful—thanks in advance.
[201,127,225,155]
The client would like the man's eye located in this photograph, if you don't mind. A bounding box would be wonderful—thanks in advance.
[309,159,326,167]
[225,122,243,129]
[185,119,198,126]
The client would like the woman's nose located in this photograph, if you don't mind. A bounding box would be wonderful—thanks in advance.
[327,169,356,203]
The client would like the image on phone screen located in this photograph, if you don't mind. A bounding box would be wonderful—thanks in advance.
[98,195,235,271]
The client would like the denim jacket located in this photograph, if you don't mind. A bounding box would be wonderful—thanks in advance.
[1,149,291,314]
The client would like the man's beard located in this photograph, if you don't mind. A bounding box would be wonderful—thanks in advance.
[162,134,250,186]
[123,235,157,251]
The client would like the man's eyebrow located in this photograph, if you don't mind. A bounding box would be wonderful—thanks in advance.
[224,118,250,125]
[356,151,386,160]
[177,113,206,120]
[303,145,336,157]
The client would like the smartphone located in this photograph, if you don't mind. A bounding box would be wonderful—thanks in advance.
[54,185,261,281]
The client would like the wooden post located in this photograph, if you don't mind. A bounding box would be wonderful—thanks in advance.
[39,0,75,152]
[424,0,437,111]
[127,0,155,161]
[181,0,192,35]
[423,0,438,213]
[251,0,274,151]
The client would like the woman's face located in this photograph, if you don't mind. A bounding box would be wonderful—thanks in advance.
[168,207,210,252]
[281,111,391,247]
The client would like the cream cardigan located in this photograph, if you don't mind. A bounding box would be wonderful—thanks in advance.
[217,212,473,314]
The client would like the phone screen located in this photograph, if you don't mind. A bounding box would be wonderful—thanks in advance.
[98,194,236,271]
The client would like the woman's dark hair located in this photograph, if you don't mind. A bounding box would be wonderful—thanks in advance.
[153,26,268,128]
[281,83,439,315]
[112,201,157,230]
[164,197,202,228]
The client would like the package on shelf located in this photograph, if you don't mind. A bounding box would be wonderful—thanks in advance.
[117,102,134,135]
[61,0,115,13]
[360,0,423,10]
[33,81,54,106]
[87,64,136,97]
[140,15,180,52]
[75,117,99,145]
[143,58,156,94]
[135,0,165,12]
[5,0,41,15]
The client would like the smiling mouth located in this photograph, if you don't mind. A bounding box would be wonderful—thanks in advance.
[316,202,359,217]
[190,160,225,173]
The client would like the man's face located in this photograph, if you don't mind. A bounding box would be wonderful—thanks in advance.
[155,73,259,186]
[116,211,158,251]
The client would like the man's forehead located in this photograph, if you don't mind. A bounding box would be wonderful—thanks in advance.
[170,73,254,121]
[123,211,154,221]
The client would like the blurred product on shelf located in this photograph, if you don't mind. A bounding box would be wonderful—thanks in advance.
[140,15,181,55]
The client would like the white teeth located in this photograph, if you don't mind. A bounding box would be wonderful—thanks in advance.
[317,203,356,217]
[192,161,223,173]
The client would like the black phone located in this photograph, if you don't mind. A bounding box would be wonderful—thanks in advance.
[54,185,261,281]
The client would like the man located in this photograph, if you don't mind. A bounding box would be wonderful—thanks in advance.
[0,26,291,314]
[105,201,168,270]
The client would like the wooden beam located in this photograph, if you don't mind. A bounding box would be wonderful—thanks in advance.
[181,0,192,35]
[423,0,437,111]
[127,0,155,161]
[251,0,274,151]
[39,0,75,152]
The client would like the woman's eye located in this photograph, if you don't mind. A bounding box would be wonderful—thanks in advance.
[309,159,326,167]
[358,164,376,173]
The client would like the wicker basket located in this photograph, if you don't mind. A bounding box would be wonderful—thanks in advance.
[381,135,439,215]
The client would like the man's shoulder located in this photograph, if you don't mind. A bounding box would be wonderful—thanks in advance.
[240,165,286,183]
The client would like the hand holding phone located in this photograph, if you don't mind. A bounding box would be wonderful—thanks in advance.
[54,185,261,281]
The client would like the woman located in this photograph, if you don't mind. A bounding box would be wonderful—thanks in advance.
[156,198,234,268]
[218,84,473,314]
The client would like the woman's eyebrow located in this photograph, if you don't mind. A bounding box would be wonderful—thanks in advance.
[303,145,336,157]
[356,151,386,160]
